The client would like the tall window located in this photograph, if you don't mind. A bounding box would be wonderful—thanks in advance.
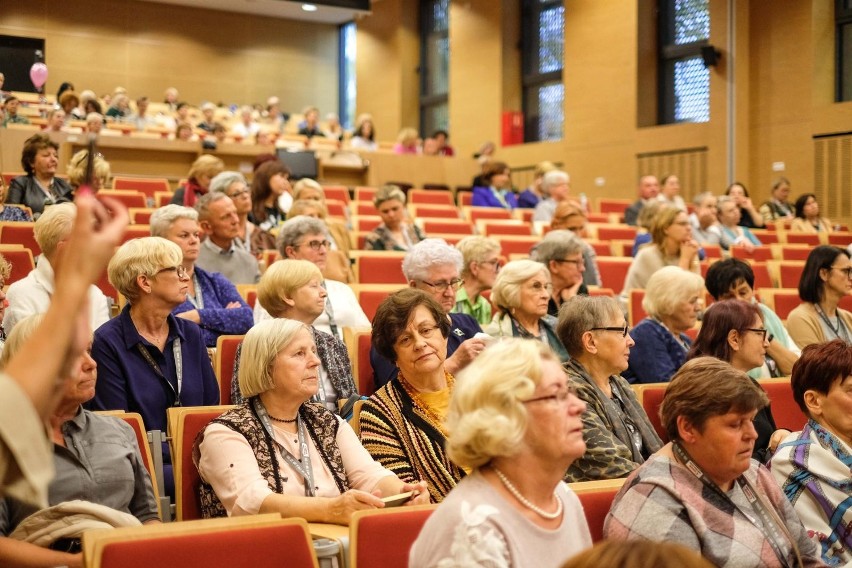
[521,0,564,142]
[339,22,357,129]
[420,0,449,136]
[837,0,852,101]
[658,0,710,124]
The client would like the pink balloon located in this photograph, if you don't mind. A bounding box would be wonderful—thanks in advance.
[29,63,48,90]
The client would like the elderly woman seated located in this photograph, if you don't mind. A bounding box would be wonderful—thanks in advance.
[410,339,592,566]
[150,205,253,348]
[687,300,790,462]
[90,237,220,495]
[770,340,852,566]
[370,239,485,388]
[531,230,590,317]
[605,358,824,568]
[483,259,569,362]
[196,318,429,523]
[232,259,357,411]
[624,266,704,384]
[472,161,517,209]
[66,150,111,193]
[558,295,662,482]
[453,236,502,326]
[364,185,425,251]
[290,178,351,255]
[169,154,225,208]
[360,289,467,502]
[0,315,159,567]
[7,134,74,219]
[253,216,369,338]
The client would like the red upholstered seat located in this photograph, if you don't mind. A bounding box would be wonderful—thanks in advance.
[574,484,623,543]
[596,257,633,291]
[350,505,437,568]
[759,379,807,432]
[214,335,244,405]
[0,222,39,256]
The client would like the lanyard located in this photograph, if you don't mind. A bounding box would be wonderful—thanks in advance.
[187,273,204,309]
[136,337,183,407]
[815,304,851,343]
[254,399,316,497]
[322,282,339,339]
[672,442,801,568]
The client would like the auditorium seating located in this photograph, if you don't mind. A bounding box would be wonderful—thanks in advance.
[597,198,632,216]
[351,251,407,284]
[214,335,244,405]
[350,505,437,568]
[785,232,822,246]
[352,283,406,321]
[0,245,34,285]
[570,478,625,543]
[464,206,514,222]
[633,382,668,441]
[596,257,633,291]
[98,190,148,209]
[0,221,39,256]
[112,176,171,199]
[757,289,799,320]
[408,188,454,206]
[731,246,773,262]
[828,232,852,246]
[343,327,375,396]
[750,230,780,244]
[759,378,807,432]
[627,289,647,327]
[322,184,351,204]
[772,261,806,288]
[478,219,531,236]
[421,219,475,235]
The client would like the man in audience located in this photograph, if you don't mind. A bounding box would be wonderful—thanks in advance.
[1,96,30,127]
[196,102,217,133]
[531,230,589,317]
[195,192,260,284]
[297,106,322,138]
[533,169,572,222]
[253,216,370,339]
[370,239,486,389]
[624,174,659,226]
[689,191,722,247]
[4,203,111,333]
[131,96,156,131]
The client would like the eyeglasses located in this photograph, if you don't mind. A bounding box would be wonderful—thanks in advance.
[831,266,852,279]
[478,259,501,270]
[590,324,630,338]
[523,385,578,405]
[419,278,463,292]
[294,239,331,251]
[554,258,583,267]
[396,325,440,349]
[745,328,768,341]
[156,265,189,280]
[527,281,552,292]
[227,188,250,198]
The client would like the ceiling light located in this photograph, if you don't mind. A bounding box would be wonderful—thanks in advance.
[302,3,318,11]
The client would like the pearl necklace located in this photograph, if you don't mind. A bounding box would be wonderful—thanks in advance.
[493,467,563,520]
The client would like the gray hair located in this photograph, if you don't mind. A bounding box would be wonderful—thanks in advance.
[490,259,548,312]
[456,236,501,278]
[402,238,463,281]
[373,184,406,208]
[195,192,232,222]
[643,266,705,319]
[276,215,329,256]
[716,195,735,213]
[531,230,584,264]
[556,295,624,358]
[86,112,104,124]
[209,171,248,195]
[693,191,715,207]
[149,204,198,237]
[541,170,569,197]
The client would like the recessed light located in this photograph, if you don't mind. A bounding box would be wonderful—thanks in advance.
[302,3,318,11]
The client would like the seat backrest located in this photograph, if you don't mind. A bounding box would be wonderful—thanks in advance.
[421,220,475,235]
[0,221,39,256]
[350,505,437,568]
[0,246,34,285]
[322,184,351,204]
[596,257,633,291]
[481,221,531,236]
[214,335,245,405]
[751,262,773,290]
[496,235,539,257]
[99,190,148,209]
[595,225,638,241]
[597,198,632,215]
[352,252,407,284]
[112,177,171,198]
[167,406,235,521]
[731,246,774,261]
[785,232,821,246]
[356,331,376,396]
[466,206,513,222]
[570,479,625,543]
[355,284,405,322]
[628,289,646,327]
[634,383,668,441]
[759,378,807,432]
[777,261,805,288]
[86,515,318,568]
[408,189,453,206]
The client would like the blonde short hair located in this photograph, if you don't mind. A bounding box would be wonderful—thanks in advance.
[642,266,705,319]
[238,318,310,398]
[287,199,327,221]
[447,339,557,470]
[0,313,44,368]
[66,150,111,189]
[489,259,548,312]
[292,179,325,201]
[455,236,501,279]
[34,203,76,258]
[150,205,198,237]
[373,185,406,209]
[188,154,225,182]
[108,237,183,302]
[257,259,323,318]
[0,254,11,283]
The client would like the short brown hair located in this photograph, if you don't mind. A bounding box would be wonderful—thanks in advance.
[661,357,768,441]
[561,541,714,568]
[481,161,509,184]
[21,133,59,176]
[649,205,683,248]
[791,339,852,417]
[371,288,449,363]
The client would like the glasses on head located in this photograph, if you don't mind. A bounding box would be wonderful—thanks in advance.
[294,239,331,251]
[831,266,852,279]
[156,265,189,279]
[396,325,440,349]
[590,324,630,338]
[523,384,578,405]
[745,328,768,341]
[554,258,583,267]
[419,278,463,293]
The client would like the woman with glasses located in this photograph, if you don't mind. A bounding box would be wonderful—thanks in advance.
[454,236,502,326]
[557,295,662,482]
[370,239,485,388]
[624,266,705,384]
[621,206,701,300]
[787,245,852,350]
[150,205,253,348]
[90,237,220,496]
[360,289,467,502]
[483,259,569,362]
[686,300,789,462]
[410,339,592,566]
[364,184,425,251]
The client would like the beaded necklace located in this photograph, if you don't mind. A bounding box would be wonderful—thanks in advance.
[398,370,454,436]
[493,467,563,520]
